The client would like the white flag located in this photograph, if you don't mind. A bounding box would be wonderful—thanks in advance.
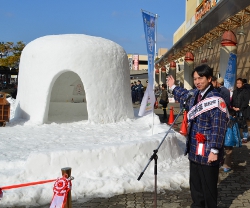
[138,85,155,116]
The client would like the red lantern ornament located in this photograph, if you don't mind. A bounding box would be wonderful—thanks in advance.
[184,52,194,62]
[170,61,176,68]
[154,64,159,70]
[221,30,237,46]
[161,66,166,73]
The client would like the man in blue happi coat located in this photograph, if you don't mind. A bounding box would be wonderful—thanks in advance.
[167,64,228,208]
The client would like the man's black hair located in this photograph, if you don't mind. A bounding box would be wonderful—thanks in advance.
[191,64,213,79]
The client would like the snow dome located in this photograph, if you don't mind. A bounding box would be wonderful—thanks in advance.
[15,34,134,124]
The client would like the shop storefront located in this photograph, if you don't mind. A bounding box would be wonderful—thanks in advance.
[156,0,250,90]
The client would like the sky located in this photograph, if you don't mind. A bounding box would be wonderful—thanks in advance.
[0,0,185,55]
[0,97,189,207]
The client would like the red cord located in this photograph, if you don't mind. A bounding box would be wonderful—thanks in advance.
[1,179,56,190]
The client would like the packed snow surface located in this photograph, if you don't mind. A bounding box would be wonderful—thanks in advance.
[0,98,189,207]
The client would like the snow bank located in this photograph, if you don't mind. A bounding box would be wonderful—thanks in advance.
[0,106,189,207]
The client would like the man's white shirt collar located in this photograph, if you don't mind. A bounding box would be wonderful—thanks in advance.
[200,85,211,97]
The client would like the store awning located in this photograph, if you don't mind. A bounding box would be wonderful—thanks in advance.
[156,0,250,65]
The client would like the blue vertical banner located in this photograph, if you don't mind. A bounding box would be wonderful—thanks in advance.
[138,11,156,116]
[141,11,155,88]
[224,53,237,93]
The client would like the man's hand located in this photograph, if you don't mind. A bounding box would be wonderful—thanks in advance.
[207,152,218,164]
[233,107,240,111]
[167,75,175,88]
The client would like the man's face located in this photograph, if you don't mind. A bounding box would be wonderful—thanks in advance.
[193,71,211,91]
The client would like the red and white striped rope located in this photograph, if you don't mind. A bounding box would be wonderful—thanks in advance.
[0,179,56,190]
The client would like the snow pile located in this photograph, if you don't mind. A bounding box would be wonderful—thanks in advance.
[0,100,189,207]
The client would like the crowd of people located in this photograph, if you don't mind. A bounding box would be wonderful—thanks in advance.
[210,76,250,176]
[131,80,145,104]
[130,72,250,156]
[211,76,250,142]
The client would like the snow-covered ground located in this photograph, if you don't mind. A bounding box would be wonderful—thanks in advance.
[0,98,189,207]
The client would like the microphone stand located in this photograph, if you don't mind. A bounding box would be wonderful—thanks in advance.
[137,103,187,208]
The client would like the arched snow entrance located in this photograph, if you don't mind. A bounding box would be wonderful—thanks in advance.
[48,71,87,123]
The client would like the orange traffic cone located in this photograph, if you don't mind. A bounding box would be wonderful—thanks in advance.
[180,111,188,136]
[154,100,158,109]
[168,106,174,125]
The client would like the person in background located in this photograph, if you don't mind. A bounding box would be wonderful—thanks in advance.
[159,84,169,122]
[211,76,218,89]
[131,82,136,104]
[11,84,18,99]
[242,78,250,123]
[231,78,250,143]
[216,77,231,109]
[154,84,161,107]
[134,81,138,103]
[242,78,250,91]
[136,80,144,104]
[167,64,228,208]
[221,109,242,173]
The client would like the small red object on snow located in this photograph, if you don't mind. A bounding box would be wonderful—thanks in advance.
[50,175,72,208]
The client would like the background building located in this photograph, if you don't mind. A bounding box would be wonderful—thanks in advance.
[129,48,168,86]
[157,0,250,89]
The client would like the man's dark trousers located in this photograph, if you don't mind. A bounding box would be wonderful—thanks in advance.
[190,160,219,208]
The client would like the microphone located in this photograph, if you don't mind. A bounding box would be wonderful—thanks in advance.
[183,92,194,106]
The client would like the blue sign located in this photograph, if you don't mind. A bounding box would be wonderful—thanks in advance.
[224,53,237,92]
[142,11,155,88]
